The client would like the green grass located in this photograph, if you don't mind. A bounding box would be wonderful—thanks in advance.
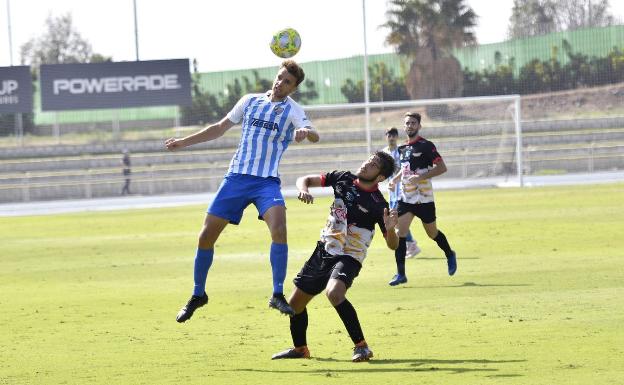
[1,183,623,385]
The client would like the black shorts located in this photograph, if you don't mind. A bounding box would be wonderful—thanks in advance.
[293,242,362,296]
[397,201,436,224]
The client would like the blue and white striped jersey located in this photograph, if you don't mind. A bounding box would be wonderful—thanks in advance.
[226,92,311,178]
[382,145,401,201]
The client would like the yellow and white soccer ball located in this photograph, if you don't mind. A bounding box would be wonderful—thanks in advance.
[270,28,301,58]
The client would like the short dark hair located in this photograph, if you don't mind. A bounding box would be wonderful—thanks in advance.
[281,60,305,86]
[374,151,397,179]
[404,111,421,123]
[385,127,399,136]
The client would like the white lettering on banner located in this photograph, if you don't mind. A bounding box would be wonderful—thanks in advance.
[0,95,19,104]
[52,74,182,95]
[0,80,19,95]
[85,78,105,93]
[164,74,178,89]
[119,77,133,91]
[133,76,148,91]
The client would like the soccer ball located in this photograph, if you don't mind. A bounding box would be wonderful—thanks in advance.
[270,28,301,58]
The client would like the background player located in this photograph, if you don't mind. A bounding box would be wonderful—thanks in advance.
[165,60,319,322]
[382,127,421,270]
[271,151,398,362]
[388,112,457,285]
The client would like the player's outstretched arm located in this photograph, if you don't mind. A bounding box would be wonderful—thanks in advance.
[383,208,399,250]
[294,127,319,143]
[296,174,323,204]
[165,117,235,151]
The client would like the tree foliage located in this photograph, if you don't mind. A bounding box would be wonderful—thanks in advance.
[341,62,410,103]
[556,0,615,31]
[4,12,110,136]
[382,0,477,103]
[20,13,111,67]
[462,42,624,96]
[383,0,477,60]
[508,0,558,38]
[508,0,615,39]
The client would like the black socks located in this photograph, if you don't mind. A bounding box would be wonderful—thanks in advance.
[292,300,365,347]
[394,237,407,275]
[434,230,453,258]
[334,299,365,345]
[289,308,308,348]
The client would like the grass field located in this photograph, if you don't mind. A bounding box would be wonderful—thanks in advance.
[1,183,623,385]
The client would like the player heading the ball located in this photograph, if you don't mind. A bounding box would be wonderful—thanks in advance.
[165,60,319,322]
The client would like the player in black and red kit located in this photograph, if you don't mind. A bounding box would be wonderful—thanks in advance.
[387,112,457,286]
[271,151,399,362]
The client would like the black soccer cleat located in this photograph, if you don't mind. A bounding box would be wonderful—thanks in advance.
[352,344,374,362]
[176,292,208,323]
[271,347,310,359]
[268,293,295,316]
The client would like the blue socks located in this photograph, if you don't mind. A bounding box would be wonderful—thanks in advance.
[192,244,286,296]
[270,242,288,294]
[406,231,414,243]
[192,248,214,296]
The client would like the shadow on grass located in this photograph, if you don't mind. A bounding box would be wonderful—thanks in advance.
[414,257,479,260]
[411,282,532,289]
[225,357,526,375]
[368,358,525,365]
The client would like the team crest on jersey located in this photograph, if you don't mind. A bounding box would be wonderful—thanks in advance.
[273,106,284,115]
[331,200,348,222]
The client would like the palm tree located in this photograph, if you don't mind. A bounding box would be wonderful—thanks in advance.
[382,0,477,101]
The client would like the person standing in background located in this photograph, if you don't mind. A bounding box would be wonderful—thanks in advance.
[121,149,131,195]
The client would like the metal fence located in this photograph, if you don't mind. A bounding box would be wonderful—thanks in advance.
[1,23,624,203]
[2,92,624,203]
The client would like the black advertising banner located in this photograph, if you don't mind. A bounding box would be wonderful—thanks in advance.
[40,59,191,111]
[0,66,33,113]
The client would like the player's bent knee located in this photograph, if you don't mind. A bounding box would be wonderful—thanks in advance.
[325,288,346,306]
[288,289,312,314]
[291,303,307,315]
[269,225,288,243]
